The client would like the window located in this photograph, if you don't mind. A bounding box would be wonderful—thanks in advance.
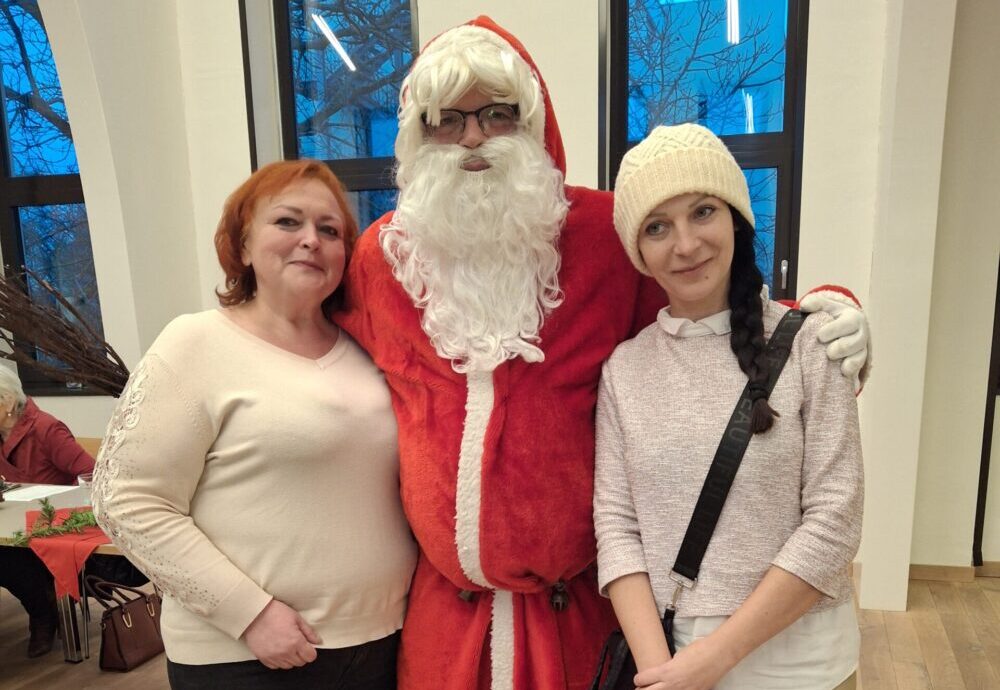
[0,0,103,394]
[605,0,809,298]
[272,0,417,230]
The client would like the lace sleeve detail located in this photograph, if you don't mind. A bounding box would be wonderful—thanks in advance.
[92,359,149,527]
[91,354,271,638]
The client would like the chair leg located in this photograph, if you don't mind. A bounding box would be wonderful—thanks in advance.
[79,564,90,659]
[56,594,84,663]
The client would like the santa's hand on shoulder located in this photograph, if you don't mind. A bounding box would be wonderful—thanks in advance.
[797,286,871,394]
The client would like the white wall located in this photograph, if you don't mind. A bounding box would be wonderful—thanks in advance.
[796,1,884,305]
[63,0,202,349]
[858,0,958,609]
[800,0,960,609]
[911,0,1000,567]
[175,1,254,309]
[32,0,250,435]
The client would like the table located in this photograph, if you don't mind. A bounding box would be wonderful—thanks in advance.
[1,484,120,662]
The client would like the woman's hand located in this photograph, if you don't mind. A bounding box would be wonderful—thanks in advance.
[242,599,322,669]
[635,567,823,689]
[633,636,736,690]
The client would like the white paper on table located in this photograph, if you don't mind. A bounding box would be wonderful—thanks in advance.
[2,484,78,502]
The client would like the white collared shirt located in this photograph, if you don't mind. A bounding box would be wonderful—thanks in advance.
[656,307,733,337]
[656,286,770,338]
[673,603,859,689]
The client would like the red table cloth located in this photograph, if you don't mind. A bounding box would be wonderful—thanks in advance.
[25,507,110,600]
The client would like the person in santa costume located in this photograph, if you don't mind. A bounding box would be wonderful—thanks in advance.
[335,16,870,690]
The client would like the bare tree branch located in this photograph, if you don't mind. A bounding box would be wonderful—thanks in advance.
[0,268,128,396]
[628,2,786,135]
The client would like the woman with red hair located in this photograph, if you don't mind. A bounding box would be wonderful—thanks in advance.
[93,160,416,689]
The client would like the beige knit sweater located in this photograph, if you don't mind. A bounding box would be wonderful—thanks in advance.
[594,301,863,618]
[93,310,417,664]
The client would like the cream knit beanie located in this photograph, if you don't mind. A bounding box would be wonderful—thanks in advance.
[613,123,754,276]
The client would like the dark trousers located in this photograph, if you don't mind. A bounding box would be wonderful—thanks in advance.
[0,546,56,623]
[166,631,400,690]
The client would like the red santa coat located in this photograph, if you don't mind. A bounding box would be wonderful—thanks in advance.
[336,20,665,689]
[339,191,663,690]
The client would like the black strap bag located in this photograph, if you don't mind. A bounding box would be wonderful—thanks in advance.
[590,310,806,690]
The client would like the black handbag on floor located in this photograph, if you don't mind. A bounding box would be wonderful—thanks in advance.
[589,310,806,690]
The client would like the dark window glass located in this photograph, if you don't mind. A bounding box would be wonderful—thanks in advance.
[347,188,398,232]
[610,0,807,299]
[627,0,787,143]
[744,167,776,287]
[18,204,103,332]
[0,0,79,176]
[270,0,414,234]
[285,0,413,161]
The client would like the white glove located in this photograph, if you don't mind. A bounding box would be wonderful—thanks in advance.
[798,290,871,393]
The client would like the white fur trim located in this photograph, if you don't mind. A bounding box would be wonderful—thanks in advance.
[801,288,859,310]
[454,370,494,588]
[456,372,520,689]
[490,590,515,690]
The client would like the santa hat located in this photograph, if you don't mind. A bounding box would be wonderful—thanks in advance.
[395,16,566,176]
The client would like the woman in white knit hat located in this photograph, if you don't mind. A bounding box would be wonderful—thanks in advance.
[593,123,862,690]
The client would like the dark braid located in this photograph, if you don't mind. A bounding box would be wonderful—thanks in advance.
[727,208,778,434]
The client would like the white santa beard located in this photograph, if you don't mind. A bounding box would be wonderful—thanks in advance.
[381,132,569,373]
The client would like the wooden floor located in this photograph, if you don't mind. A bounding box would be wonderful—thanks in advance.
[2,578,999,689]
[0,591,167,689]
[858,577,1000,690]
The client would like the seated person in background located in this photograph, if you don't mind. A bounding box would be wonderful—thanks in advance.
[0,364,95,657]
[0,365,94,485]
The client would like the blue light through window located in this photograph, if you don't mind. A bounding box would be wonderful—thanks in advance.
[627,0,787,144]
[0,0,78,176]
[287,0,413,161]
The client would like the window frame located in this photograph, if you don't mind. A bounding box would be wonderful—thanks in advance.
[270,0,418,197]
[0,177,96,399]
[0,10,98,396]
[603,0,810,301]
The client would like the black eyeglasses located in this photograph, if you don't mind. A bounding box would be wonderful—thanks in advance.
[421,103,520,143]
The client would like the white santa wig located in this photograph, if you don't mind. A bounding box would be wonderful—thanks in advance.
[394,24,547,178]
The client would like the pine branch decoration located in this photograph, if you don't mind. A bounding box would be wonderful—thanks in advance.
[0,267,129,396]
[10,497,98,546]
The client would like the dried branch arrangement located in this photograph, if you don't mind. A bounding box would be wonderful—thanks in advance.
[0,267,129,396]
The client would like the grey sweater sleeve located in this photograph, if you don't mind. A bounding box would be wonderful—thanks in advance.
[594,366,649,595]
[770,317,864,598]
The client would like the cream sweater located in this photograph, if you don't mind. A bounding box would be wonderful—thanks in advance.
[93,310,417,664]
[594,301,863,617]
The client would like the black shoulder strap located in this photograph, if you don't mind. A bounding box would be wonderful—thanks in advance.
[669,309,807,591]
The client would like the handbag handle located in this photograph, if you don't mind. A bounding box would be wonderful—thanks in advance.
[587,635,615,690]
[84,575,156,611]
[666,310,807,607]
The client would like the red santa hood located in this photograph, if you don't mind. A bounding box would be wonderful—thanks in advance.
[400,16,567,176]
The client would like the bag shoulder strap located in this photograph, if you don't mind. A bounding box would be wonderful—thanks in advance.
[668,309,807,598]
